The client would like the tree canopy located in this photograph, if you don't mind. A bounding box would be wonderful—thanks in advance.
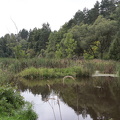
[0,0,120,60]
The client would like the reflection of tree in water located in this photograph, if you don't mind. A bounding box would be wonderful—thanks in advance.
[82,109,87,119]
[52,77,120,120]
[16,80,51,100]
[15,77,120,120]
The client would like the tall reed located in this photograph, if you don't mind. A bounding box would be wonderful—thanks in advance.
[0,58,119,78]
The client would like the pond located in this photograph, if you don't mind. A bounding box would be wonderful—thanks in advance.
[16,77,120,120]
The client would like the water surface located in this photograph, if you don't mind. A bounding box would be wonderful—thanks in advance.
[16,77,120,120]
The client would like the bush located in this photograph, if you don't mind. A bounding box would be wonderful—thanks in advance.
[84,53,94,60]
[0,86,38,120]
[0,86,24,115]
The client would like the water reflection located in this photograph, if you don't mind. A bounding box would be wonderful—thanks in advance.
[16,77,120,120]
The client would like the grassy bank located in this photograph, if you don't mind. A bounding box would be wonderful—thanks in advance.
[17,66,90,79]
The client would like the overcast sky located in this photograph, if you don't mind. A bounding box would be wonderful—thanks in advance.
[0,0,101,37]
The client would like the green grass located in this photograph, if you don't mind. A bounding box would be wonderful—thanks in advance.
[17,66,90,80]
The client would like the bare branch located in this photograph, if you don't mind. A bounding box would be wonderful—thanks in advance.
[10,17,18,34]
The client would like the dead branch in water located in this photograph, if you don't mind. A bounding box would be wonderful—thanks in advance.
[62,76,75,85]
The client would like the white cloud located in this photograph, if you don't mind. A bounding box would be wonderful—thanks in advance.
[0,0,101,37]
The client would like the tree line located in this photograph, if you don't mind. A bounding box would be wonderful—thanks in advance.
[0,0,120,60]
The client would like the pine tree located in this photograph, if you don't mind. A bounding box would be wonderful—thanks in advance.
[109,32,120,60]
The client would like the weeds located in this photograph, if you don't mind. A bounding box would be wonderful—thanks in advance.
[0,58,119,76]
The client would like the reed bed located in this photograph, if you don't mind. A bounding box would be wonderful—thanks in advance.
[0,58,73,73]
[0,58,119,79]
[81,59,118,74]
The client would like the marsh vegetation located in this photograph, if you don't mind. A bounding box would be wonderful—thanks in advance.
[0,57,120,120]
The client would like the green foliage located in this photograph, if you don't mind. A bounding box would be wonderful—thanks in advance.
[116,4,120,26]
[0,34,16,57]
[109,35,120,60]
[87,1,100,24]
[55,33,77,58]
[0,1,119,59]
[19,29,28,40]
[0,69,12,85]
[84,52,94,60]
[17,66,90,79]
[13,45,26,59]
[109,5,120,61]
[0,69,37,120]
[100,0,116,18]
[70,23,89,56]
[15,102,38,120]
[0,86,24,115]
[96,16,117,56]
[84,41,100,59]
[45,31,62,58]
[116,64,120,77]
[28,23,51,56]
[0,102,37,120]
[74,10,84,24]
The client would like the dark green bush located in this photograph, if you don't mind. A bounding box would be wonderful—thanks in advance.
[0,86,24,115]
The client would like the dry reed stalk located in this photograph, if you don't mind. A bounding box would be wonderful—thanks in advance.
[46,83,51,91]
[57,97,62,120]
[48,100,56,120]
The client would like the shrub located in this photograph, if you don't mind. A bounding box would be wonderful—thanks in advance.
[0,86,38,120]
[0,86,24,115]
